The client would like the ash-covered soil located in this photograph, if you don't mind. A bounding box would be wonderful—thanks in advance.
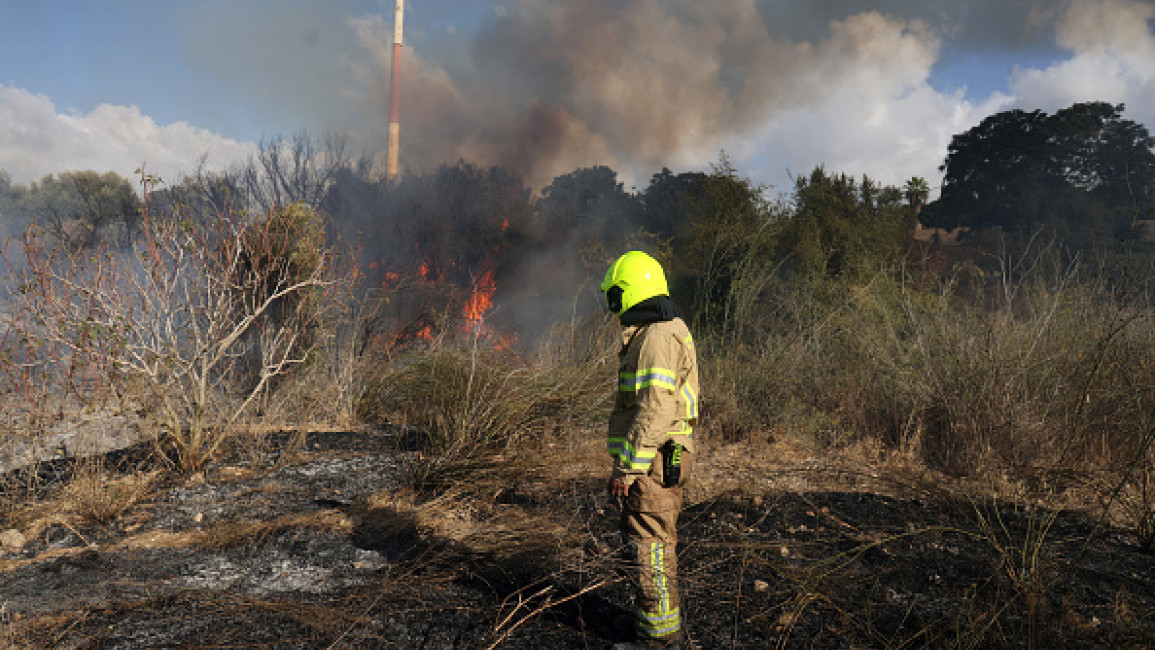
[2,430,1154,649]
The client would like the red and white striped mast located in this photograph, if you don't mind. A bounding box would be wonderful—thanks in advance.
[386,0,404,181]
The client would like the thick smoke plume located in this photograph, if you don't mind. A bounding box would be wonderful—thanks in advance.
[350,0,941,188]
[328,0,1148,189]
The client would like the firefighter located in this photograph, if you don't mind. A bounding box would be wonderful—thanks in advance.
[601,251,699,650]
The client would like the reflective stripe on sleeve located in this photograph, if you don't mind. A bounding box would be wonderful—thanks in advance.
[680,383,698,420]
[607,436,658,470]
[619,367,677,392]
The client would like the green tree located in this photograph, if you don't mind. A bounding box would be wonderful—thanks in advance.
[641,154,777,333]
[0,171,18,217]
[149,168,246,227]
[68,170,142,247]
[639,167,708,242]
[0,171,27,239]
[776,167,912,279]
[927,102,1155,241]
[21,171,141,248]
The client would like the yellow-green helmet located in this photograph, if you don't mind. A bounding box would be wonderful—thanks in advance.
[600,251,669,315]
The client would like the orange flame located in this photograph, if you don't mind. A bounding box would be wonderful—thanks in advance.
[463,267,497,325]
[372,254,516,350]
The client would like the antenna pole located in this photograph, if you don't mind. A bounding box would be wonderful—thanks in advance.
[386,0,404,181]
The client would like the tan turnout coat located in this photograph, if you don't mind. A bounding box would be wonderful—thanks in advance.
[607,317,699,487]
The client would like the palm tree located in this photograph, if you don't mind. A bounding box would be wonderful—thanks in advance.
[903,176,930,218]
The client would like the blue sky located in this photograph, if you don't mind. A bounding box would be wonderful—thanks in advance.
[1,0,1153,195]
[0,0,496,143]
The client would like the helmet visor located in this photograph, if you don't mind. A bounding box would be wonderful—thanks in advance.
[604,285,624,314]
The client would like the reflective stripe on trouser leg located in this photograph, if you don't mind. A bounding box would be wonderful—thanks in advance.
[621,450,689,641]
[635,539,681,638]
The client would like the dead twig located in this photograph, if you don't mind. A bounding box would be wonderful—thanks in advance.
[486,577,616,650]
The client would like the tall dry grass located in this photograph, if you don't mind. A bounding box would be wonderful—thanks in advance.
[704,248,1155,551]
[687,245,1155,647]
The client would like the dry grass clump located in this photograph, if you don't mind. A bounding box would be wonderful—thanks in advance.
[1120,467,1155,553]
[3,462,154,533]
[355,314,616,488]
[56,462,157,526]
[0,606,61,650]
[357,477,581,558]
[354,456,615,647]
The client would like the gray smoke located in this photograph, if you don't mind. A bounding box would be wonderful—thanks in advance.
[361,0,941,187]
[753,0,1061,49]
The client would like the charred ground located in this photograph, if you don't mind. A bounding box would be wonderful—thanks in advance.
[2,429,1153,649]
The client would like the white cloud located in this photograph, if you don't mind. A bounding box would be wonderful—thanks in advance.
[743,85,1013,197]
[733,12,1013,196]
[1011,0,1155,128]
[0,83,255,186]
[734,2,1155,198]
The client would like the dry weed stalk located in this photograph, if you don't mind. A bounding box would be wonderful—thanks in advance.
[487,576,617,649]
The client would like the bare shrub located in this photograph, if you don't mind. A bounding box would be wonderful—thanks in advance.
[1122,460,1155,553]
[1,185,349,472]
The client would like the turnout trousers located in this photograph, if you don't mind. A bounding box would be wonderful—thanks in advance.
[621,447,693,643]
